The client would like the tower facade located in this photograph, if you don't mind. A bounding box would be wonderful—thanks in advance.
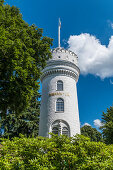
[39,47,80,137]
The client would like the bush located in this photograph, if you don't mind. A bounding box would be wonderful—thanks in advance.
[0,134,113,169]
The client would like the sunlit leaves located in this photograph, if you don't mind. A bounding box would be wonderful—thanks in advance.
[0,1,53,117]
[0,135,113,169]
[81,125,103,142]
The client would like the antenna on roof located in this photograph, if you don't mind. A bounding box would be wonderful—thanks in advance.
[58,18,61,47]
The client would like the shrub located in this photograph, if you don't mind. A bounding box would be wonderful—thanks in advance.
[0,134,113,169]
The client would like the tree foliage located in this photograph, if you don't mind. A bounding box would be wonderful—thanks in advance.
[0,93,40,139]
[0,1,53,117]
[81,125,103,142]
[100,106,113,144]
[0,135,113,169]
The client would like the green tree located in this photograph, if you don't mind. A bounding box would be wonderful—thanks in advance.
[100,106,113,144]
[81,125,103,142]
[0,93,40,139]
[0,1,53,117]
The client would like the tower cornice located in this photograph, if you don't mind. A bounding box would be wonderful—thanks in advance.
[46,60,80,72]
[40,68,79,82]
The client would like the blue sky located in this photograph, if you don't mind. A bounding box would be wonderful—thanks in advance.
[6,0,113,129]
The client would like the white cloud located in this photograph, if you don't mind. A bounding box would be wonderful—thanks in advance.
[110,79,113,84]
[93,119,102,128]
[68,33,113,79]
[111,23,113,29]
[107,20,113,29]
[82,123,91,127]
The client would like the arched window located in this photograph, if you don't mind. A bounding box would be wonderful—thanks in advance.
[51,120,70,137]
[52,127,59,135]
[57,80,63,91]
[56,98,64,112]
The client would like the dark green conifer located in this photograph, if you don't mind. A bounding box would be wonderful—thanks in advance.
[100,106,113,144]
[0,94,40,139]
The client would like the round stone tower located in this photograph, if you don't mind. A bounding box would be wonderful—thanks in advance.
[39,47,80,137]
[39,19,80,137]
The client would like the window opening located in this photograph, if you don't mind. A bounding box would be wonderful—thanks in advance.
[62,127,68,136]
[52,120,70,137]
[56,98,64,112]
[57,80,63,91]
[52,127,59,135]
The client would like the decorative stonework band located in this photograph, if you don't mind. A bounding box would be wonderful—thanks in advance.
[41,68,79,82]
[47,60,80,73]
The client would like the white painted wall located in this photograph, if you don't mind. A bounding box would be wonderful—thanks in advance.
[39,47,80,137]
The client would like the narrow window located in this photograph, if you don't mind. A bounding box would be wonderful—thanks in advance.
[57,80,63,91]
[52,127,58,135]
[56,98,64,112]
[62,127,69,136]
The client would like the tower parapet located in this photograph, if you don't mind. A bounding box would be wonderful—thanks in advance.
[41,47,80,82]
[51,47,78,65]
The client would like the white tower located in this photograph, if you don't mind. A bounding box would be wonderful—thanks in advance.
[39,19,80,137]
